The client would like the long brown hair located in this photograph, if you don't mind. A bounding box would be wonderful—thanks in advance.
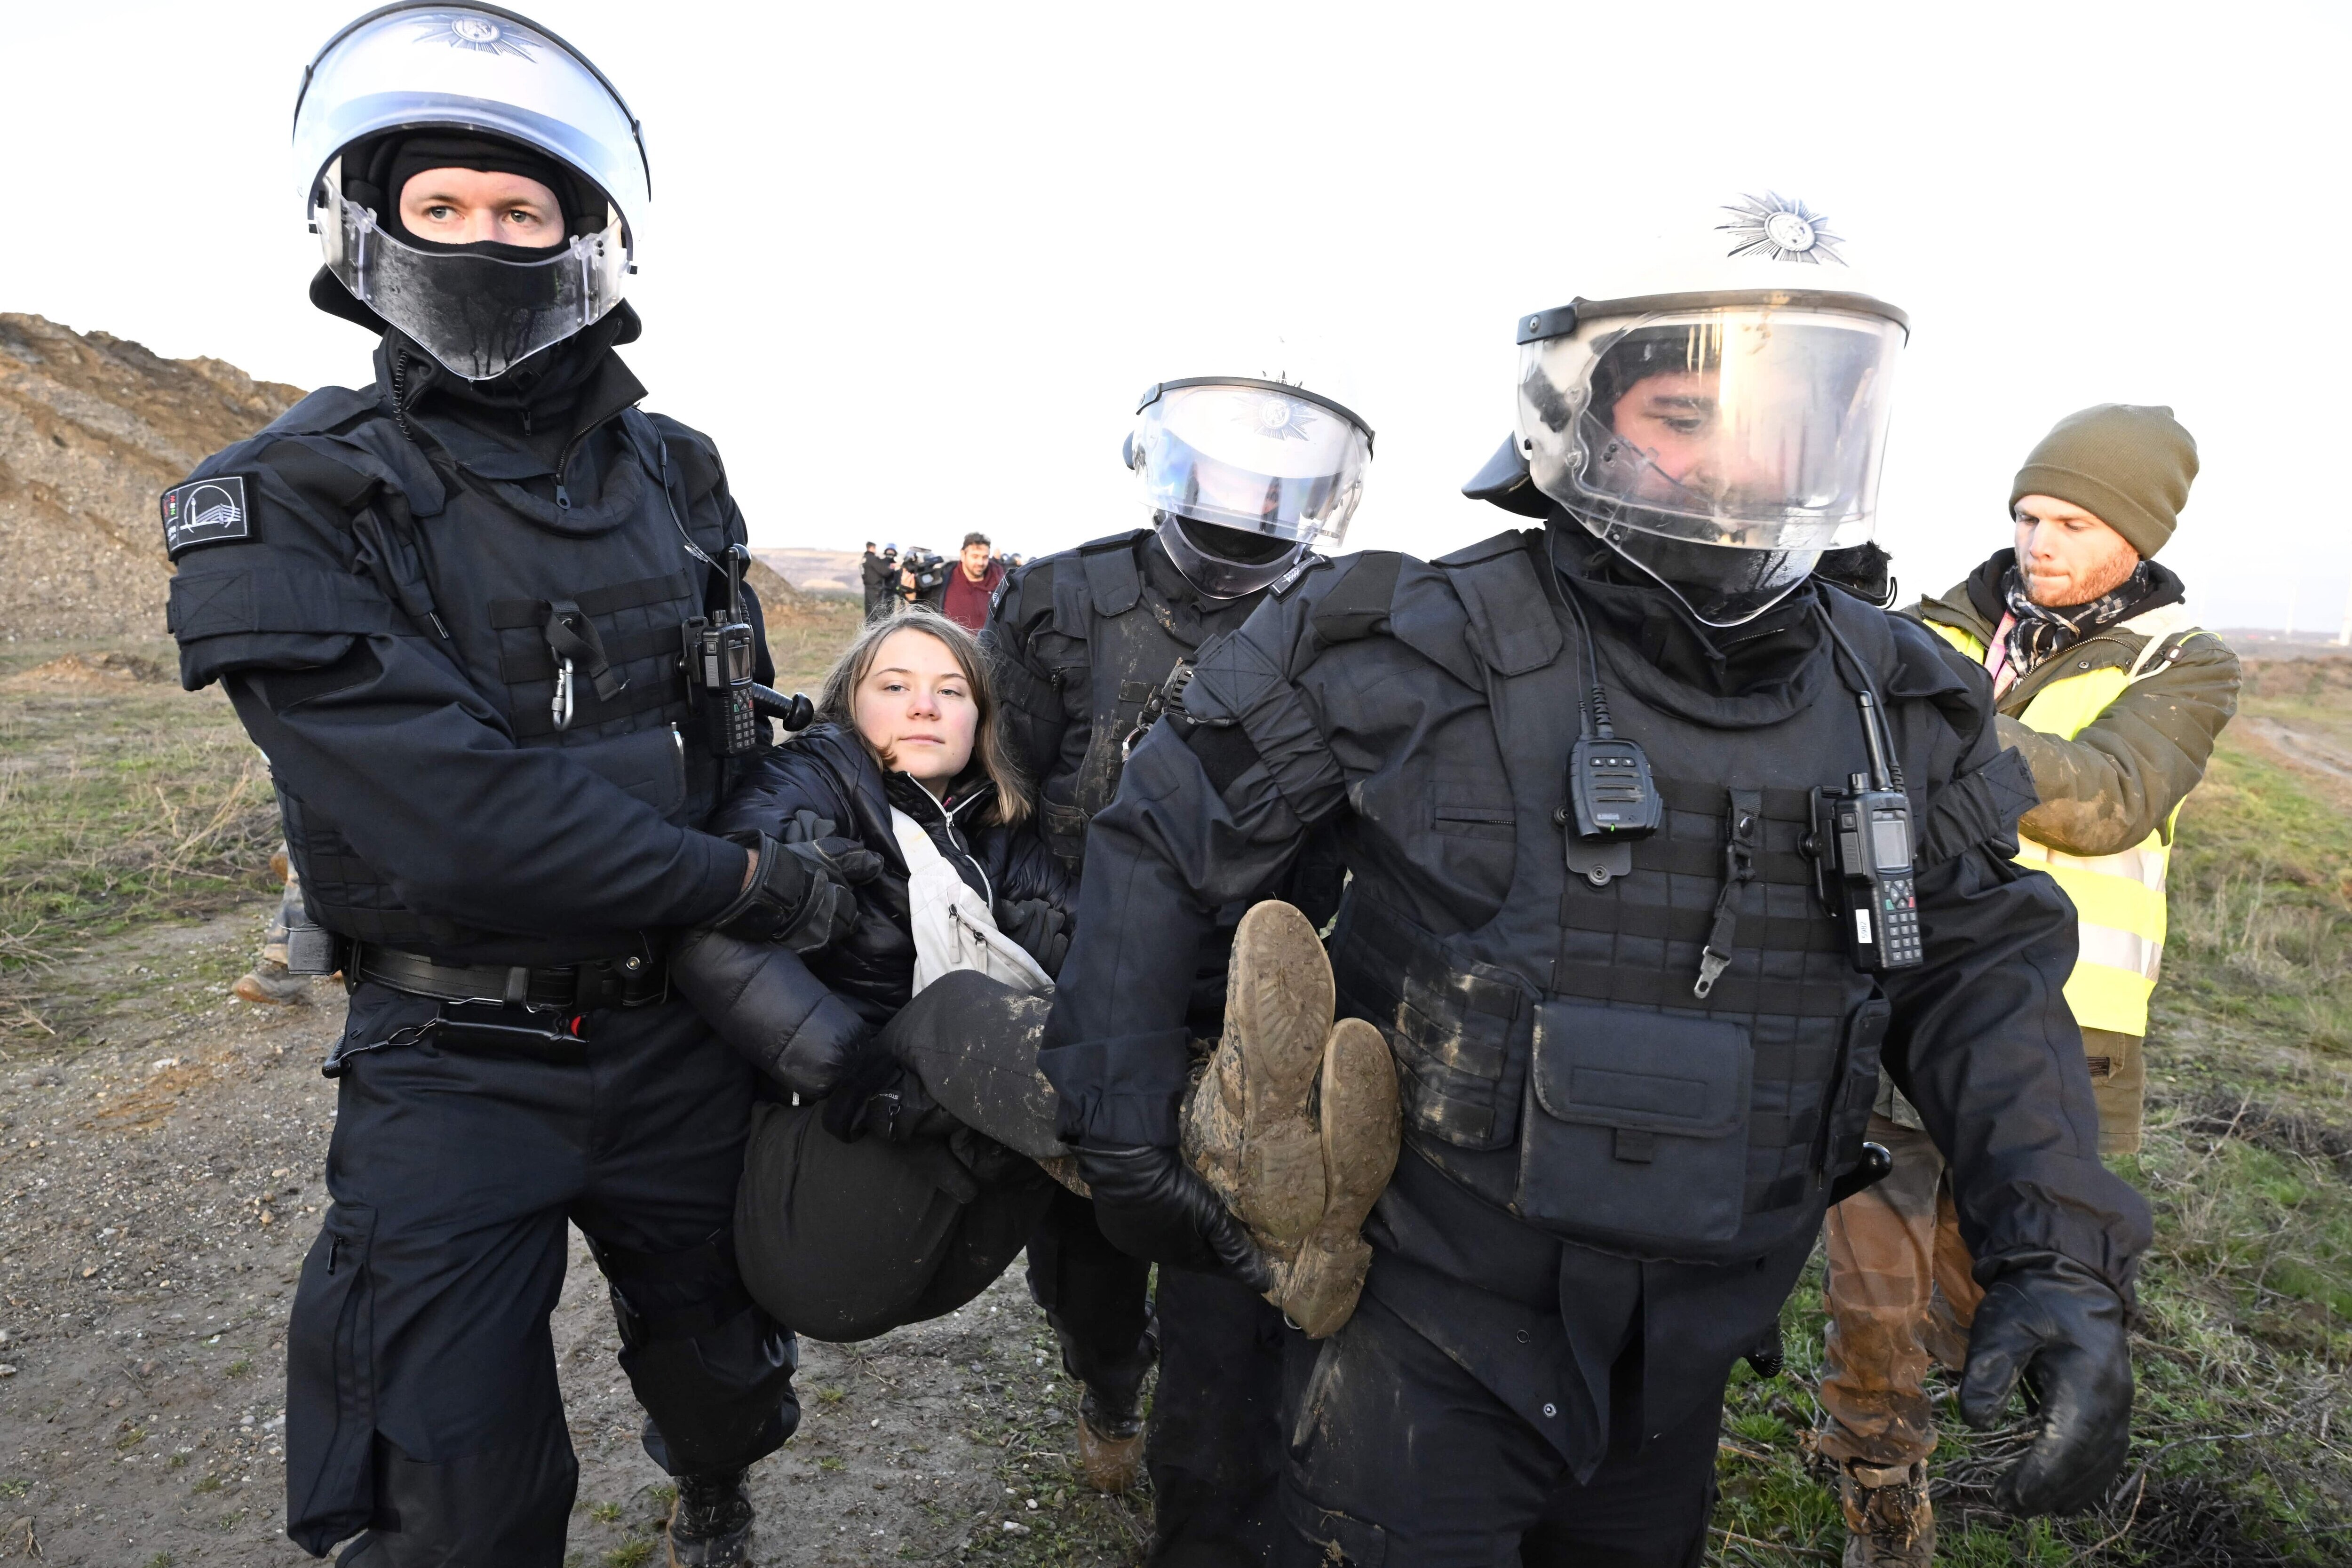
[814,609,1033,828]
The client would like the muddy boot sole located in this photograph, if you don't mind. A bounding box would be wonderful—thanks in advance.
[1182,901,1335,1246]
[1275,1019,1400,1337]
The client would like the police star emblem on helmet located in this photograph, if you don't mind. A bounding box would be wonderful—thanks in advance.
[1718,192,1847,266]
[1238,393,1317,443]
[412,12,538,58]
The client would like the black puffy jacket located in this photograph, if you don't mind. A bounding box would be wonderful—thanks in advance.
[674,723,1071,1092]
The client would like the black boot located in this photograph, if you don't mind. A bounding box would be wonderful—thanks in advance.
[667,1470,755,1568]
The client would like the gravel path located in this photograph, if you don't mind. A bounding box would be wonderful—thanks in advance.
[0,906,1147,1567]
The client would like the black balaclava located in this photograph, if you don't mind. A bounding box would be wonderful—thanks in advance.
[350,131,598,249]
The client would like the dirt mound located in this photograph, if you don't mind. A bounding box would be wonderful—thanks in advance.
[2241,653,2352,700]
[0,313,304,643]
[756,549,863,595]
[0,649,171,691]
[745,554,817,621]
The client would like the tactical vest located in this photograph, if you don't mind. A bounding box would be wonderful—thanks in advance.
[186,390,741,964]
[1924,605,2199,1036]
[1031,531,1243,867]
[1324,535,1900,1266]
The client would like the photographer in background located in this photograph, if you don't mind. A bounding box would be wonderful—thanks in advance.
[1819,403,2240,1567]
[941,531,1006,632]
[900,544,949,613]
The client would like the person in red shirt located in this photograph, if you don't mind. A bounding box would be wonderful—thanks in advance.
[941,530,1007,631]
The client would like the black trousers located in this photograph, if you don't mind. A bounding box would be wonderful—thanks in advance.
[285,985,798,1566]
[1025,1189,1284,1566]
[1278,1296,1719,1568]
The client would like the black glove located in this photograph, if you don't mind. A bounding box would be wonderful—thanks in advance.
[778,810,885,890]
[1959,1255,2133,1515]
[709,825,874,953]
[1076,1144,1271,1293]
[993,898,1071,976]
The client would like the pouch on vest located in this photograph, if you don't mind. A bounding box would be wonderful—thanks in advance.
[1516,1000,1753,1247]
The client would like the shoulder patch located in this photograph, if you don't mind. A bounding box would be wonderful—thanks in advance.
[161,476,254,558]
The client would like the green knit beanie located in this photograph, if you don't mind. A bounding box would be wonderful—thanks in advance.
[2009,403,2198,558]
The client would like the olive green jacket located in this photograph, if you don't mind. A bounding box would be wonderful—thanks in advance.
[1907,573,2241,857]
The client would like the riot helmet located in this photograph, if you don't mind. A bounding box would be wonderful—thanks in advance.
[1509,193,1907,625]
[292,4,652,380]
[1128,377,1375,599]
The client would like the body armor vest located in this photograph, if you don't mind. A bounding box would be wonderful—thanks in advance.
[252,391,739,963]
[1033,531,1248,867]
[1326,536,1893,1266]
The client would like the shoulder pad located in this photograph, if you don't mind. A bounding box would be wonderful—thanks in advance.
[1078,531,1145,618]
[1432,528,1560,676]
[640,411,728,502]
[259,385,383,439]
[1435,528,1538,568]
[1882,607,1979,702]
[1308,552,1401,644]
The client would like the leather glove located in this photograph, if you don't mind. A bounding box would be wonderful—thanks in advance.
[1959,1255,2134,1515]
[709,828,866,953]
[1076,1144,1271,1292]
[993,898,1071,976]
[778,809,885,890]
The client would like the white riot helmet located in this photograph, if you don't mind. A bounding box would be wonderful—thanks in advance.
[1509,192,1908,625]
[1127,377,1375,599]
[291,4,651,380]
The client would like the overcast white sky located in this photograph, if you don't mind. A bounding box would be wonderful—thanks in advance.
[6,1,2345,630]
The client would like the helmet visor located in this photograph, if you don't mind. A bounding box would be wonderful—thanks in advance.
[1518,302,1903,551]
[319,171,625,379]
[1134,380,1372,551]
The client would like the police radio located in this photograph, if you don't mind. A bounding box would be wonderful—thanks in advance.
[685,544,814,755]
[1810,692,1923,974]
[1555,578,1660,887]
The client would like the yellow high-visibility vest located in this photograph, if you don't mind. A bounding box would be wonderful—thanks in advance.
[1927,605,2200,1037]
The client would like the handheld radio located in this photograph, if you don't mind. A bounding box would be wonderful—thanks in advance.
[1810,690,1923,973]
[1555,579,1660,886]
[686,544,763,756]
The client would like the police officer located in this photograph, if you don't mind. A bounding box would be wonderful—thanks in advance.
[1040,195,2153,1563]
[162,8,839,1562]
[863,541,899,623]
[985,373,1370,1555]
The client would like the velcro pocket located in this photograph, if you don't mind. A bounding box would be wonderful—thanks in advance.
[1516,1001,1753,1247]
[1430,797,1513,839]
[285,1202,378,1555]
[1330,897,1529,1152]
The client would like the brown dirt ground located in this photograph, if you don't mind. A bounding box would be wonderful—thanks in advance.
[0,905,1150,1567]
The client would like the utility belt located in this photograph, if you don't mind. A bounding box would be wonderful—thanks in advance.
[335,943,671,1059]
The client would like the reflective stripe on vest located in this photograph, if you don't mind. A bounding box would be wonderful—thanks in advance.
[1927,608,2196,1035]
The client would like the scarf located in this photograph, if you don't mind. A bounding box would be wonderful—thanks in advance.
[2000,560,2156,678]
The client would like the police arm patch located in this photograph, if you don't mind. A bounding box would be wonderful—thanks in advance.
[161,475,254,558]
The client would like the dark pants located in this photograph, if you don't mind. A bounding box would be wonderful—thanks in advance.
[1025,1190,1284,1566]
[1278,1296,1719,1568]
[286,985,797,1566]
[1150,1267,1287,1566]
[1027,1183,1156,1399]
